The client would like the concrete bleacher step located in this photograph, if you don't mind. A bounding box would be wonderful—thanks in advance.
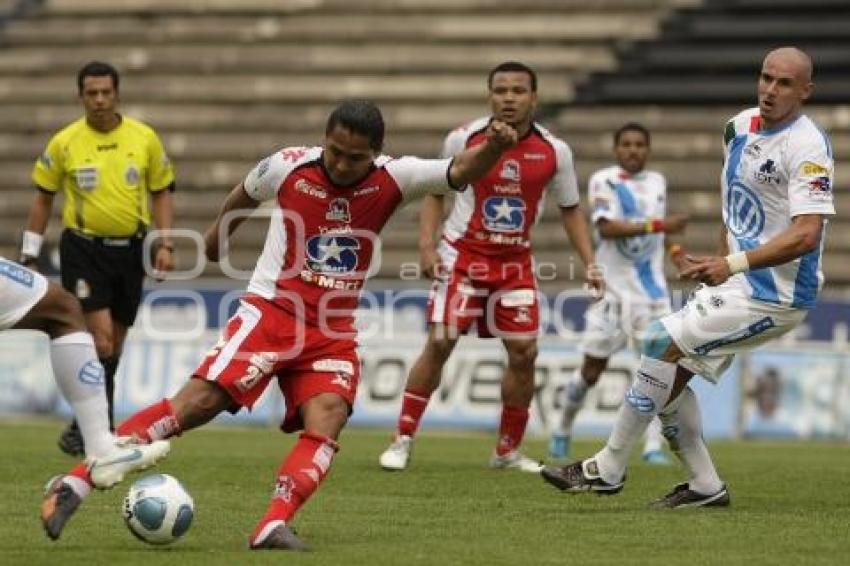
[4,13,661,46]
[0,44,616,75]
[0,73,574,104]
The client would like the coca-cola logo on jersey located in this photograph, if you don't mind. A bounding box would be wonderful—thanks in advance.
[306,235,361,275]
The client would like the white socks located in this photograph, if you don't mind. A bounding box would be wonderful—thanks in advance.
[643,418,665,455]
[50,331,114,458]
[594,356,676,483]
[659,386,723,495]
[558,368,589,434]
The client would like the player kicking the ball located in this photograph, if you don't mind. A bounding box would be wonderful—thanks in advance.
[40,99,517,549]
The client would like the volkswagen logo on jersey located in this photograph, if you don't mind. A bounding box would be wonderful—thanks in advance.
[726,181,765,238]
[482,196,526,233]
[325,198,351,222]
[306,235,360,275]
[615,234,657,260]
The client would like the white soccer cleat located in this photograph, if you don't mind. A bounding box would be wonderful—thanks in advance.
[489,450,544,473]
[379,435,413,471]
[88,437,171,489]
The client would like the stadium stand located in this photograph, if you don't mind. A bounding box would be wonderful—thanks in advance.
[0,0,846,288]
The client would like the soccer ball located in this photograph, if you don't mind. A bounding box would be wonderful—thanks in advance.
[123,473,194,545]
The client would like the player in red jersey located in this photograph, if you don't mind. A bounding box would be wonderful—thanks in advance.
[40,99,518,550]
[379,62,602,473]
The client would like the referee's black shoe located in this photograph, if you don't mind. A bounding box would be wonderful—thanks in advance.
[57,422,85,458]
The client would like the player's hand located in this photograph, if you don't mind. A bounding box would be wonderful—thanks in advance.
[152,246,174,281]
[420,246,442,280]
[485,119,519,151]
[679,255,731,286]
[663,213,690,234]
[584,263,605,300]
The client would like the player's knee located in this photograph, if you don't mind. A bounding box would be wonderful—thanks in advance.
[303,394,350,438]
[45,286,86,337]
[507,340,537,369]
[641,320,673,360]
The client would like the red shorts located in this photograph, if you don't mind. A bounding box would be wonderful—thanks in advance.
[425,241,539,338]
[193,295,360,432]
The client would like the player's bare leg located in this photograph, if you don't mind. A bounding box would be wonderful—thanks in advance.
[250,392,350,551]
[489,337,542,473]
[379,324,458,470]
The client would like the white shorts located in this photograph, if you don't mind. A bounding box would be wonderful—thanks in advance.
[662,281,806,383]
[581,295,672,359]
[0,257,49,330]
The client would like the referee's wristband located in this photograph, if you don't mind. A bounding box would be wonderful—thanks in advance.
[21,230,43,258]
[725,251,749,274]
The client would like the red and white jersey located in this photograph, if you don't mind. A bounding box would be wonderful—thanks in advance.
[441,117,579,256]
[243,146,455,331]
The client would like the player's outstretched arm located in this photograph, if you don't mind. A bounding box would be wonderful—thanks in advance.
[596,212,689,239]
[681,214,823,286]
[203,183,260,262]
[447,120,517,188]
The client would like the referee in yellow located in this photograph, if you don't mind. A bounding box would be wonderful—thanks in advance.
[20,61,175,456]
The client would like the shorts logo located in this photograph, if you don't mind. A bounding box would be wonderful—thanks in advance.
[482,197,526,233]
[513,306,532,324]
[499,159,521,182]
[125,165,140,185]
[325,198,351,222]
[312,359,354,374]
[78,360,105,385]
[708,295,725,309]
[235,352,275,393]
[726,181,765,238]
[75,278,91,299]
[0,260,35,287]
[306,235,360,275]
[331,371,353,390]
[624,387,656,413]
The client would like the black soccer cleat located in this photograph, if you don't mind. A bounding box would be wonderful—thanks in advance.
[41,476,82,541]
[650,482,730,509]
[57,423,85,458]
[250,521,311,552]
[541,459,625,495]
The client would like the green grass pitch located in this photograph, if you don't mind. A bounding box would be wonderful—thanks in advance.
[2,419,849,565]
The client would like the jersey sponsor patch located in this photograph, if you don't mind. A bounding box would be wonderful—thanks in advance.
[801,161,829,176]
[0,259,35,287]
[305,235,361,275]
[482,196,526,233]
[125,164,140,185]
[74,166,99,191]
[808,176,832,198]
[726,182,765,238]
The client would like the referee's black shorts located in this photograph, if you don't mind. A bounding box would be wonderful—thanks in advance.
[59,229,145,327]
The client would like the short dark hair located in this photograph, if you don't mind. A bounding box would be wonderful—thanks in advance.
[614,122,651,146]
[325,99,385,152]
[487,61,537,92]
[77,61,120,94]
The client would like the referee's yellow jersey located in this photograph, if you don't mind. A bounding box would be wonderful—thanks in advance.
[32,115,175,237]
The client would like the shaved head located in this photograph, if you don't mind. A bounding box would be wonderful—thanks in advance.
[758,46,814,129]
[763,47,813,83]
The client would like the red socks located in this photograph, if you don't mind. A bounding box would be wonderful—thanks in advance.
[397,388,431,437]
[496,405,529,456]
[67,398,181,485]
[251,432,339,538]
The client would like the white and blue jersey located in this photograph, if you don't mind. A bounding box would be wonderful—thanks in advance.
[721,107,835,308]
[588,165,669,304]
